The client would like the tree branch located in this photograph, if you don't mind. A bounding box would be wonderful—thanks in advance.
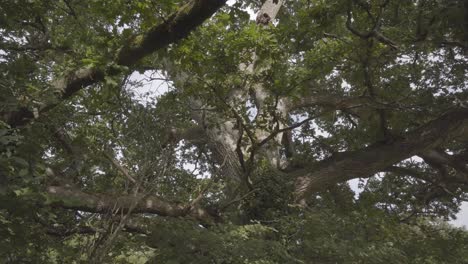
[4,0,226,128]
[116,0,226,66]
[293,108,468,202]
[103,152,137,183]
[420,149,468,174]
[46,186,219,225]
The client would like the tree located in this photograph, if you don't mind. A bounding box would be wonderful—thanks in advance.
[1,0,468,262]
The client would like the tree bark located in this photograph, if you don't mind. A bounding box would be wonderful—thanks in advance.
[46,186,218,224]
[185,0,286,189]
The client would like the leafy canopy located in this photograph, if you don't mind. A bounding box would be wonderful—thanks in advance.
[1,0,468,263]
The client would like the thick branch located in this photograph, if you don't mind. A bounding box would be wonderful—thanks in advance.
[46,186,218,224]
[116,0,226,66]
[419,149,468,175]
[103,152,137,183]
[5,0,226,127]
[293,108,468,201]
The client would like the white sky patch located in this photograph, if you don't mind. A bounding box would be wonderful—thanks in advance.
[42,148,55,159]
[227,0,257,20]
[452,202,468,229]
[348,178,363,199]
[0,49,6,62]
[128,70,172,105]
[395,54,412,64]
[326,69,340,80]
[182,162,210,179]
[310,119,330,137]
[246,99,258,121]
[341,79,351,93]
[400,156,424,163]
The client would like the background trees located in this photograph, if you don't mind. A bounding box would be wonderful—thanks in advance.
[1,0,467,262]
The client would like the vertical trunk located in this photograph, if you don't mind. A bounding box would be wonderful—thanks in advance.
[176,1,287,194]
[190,99,244,184]
[251,1,291,169]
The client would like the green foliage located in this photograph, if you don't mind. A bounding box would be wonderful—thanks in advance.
[144,204,468,263]
[1,0,468,263]
[147,219,297,264]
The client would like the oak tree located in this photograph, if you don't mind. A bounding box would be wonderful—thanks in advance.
[1,0,467,262]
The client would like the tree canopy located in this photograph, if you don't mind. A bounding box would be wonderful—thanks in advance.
[1,0,468,263]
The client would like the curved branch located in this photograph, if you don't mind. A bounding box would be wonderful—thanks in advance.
[293,108,468,202]
[116,0,226,66]
[4,0,226,128]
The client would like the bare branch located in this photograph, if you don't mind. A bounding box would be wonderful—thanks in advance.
[346,1,398,49]
[103,152,137,183]
[46,186,219,224]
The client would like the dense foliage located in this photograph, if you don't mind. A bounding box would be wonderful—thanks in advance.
[1,0,467,263]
